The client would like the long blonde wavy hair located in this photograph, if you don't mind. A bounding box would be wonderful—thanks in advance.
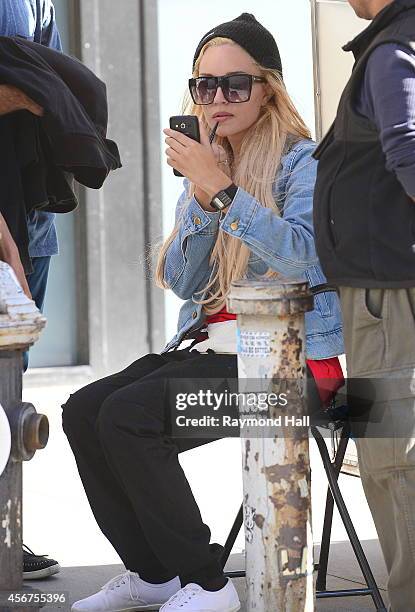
[154,37,311,315]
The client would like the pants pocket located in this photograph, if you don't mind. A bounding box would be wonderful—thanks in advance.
[363,288,386,321]
[386,289,415,370]
[340,288,387,375]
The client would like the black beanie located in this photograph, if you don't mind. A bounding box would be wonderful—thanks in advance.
[192,13,283,78]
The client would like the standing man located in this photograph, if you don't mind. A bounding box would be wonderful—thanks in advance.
[313,0,415,610]
[0,0,61,579]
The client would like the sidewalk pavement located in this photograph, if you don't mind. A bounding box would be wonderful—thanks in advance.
[23,543,388,611]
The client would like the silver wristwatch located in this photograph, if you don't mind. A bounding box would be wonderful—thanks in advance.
[210,183,238,211]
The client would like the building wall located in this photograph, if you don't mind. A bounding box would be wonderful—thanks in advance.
[28,0,166,381]
[29,0,79,367]
[311,0,367,138]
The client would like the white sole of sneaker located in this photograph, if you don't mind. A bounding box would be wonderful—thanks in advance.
[155,604,241,612]
[71,605,164,612]
[23,563,61,580]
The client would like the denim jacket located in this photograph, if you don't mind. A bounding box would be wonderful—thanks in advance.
[160,138,344,359]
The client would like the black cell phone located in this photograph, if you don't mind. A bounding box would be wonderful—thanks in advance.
[169,115,200,177]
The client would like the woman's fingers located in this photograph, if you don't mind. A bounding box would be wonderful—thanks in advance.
[162,124,220,183]
[163,125,212,152]
[211,143,227,162]
[166,157,182,173]
[163,128,193,147]
[211,143,231,175]
[165,147,179,163]
[198,117,210,147]
[164,136,188,155]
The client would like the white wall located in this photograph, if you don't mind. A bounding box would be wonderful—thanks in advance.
[157,0,316,341]
[313,0,367,136]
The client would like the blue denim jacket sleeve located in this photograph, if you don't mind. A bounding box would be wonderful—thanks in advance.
[219,140,319,277]
[0,1,62,49]
[163,178,221,299]
[41,0,62,50]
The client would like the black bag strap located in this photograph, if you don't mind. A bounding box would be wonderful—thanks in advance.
[34,0,42,44]
[309,283,339,296]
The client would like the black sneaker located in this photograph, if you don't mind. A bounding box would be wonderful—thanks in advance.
[23,544,61,580]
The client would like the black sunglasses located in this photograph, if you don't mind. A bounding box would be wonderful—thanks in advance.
[188,73,266,105]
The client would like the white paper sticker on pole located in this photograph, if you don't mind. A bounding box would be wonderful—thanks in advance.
[237,329,271,357]
[0,403,11,477]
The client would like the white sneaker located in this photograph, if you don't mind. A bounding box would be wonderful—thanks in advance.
[71,570,181,612]
[159,579,241,612]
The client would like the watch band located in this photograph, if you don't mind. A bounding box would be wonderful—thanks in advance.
[210,183,237,211]
[223,183,238,200]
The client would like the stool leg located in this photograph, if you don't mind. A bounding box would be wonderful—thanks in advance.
[312,426,387,611]
[315,425,350,591]
[221,504,244,570]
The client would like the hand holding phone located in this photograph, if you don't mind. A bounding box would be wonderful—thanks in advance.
[168,117,221,177]
[169,116,200,177]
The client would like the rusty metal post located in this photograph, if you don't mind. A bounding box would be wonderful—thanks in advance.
[227,279,315,611]
[0,262,47,612]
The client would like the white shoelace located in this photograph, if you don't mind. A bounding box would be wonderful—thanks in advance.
[101,570,142,602]
[163,583,201,608]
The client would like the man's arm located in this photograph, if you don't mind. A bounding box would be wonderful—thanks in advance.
[358,43,415,201]
[0,214,32,298]
[0,84,43,116]
[0,1,61,117]
[0,1,62,118]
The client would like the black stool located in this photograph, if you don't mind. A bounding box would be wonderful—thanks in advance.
[220,415,387,611]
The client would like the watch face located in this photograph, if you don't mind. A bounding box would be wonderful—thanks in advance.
[212,191,231,211]
[212,198,224,210]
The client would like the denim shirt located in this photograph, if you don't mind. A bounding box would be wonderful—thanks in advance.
[0,0,62,258]
[160,138,344,359]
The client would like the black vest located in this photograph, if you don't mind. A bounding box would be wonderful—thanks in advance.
[313,0,415,288]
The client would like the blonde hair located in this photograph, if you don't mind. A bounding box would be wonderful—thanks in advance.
[154,37,311,315]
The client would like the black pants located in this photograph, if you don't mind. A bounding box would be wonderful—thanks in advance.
[61,346,238,587]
